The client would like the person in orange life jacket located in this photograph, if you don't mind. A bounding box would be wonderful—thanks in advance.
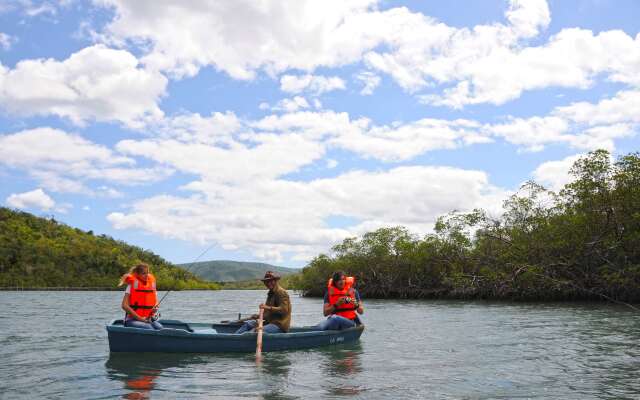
[118,263,163,330]
[316,271,364,331]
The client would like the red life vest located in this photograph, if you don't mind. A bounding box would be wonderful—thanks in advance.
[327,276,357,320]
[124,273,157,319]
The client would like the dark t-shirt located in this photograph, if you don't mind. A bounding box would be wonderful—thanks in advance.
[323,289,361,304]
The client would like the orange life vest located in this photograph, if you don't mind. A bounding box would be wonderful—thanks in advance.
[124,273,157,319]
[327,276,357,320]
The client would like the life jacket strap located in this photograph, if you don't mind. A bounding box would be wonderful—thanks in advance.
[130,304,155,310]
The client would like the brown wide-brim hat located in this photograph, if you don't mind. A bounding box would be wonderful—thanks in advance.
[260,271,281,282]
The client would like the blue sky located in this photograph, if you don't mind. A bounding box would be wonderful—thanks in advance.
[0,0,638,267]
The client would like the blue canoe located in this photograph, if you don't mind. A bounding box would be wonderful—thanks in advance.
[107,319,365,353]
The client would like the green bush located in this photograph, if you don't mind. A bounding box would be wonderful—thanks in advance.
[0,208,219,290]
[297,150,640,303]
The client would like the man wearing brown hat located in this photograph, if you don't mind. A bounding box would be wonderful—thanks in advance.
[234,271,291,334]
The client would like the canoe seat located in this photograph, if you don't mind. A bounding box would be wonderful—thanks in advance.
[193,328,218,335]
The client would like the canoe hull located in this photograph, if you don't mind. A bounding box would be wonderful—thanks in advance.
[107,319,364,353]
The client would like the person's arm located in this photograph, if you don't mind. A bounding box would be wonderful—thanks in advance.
[323,291,332,316]
[323,291,347,316]
[355,290,364,315]
[121,293,147,322]
[323,301,334,316]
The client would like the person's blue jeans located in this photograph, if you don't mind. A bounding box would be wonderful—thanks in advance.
[124,317,163,330]
[235,319,283,334]
[316,315,356,331]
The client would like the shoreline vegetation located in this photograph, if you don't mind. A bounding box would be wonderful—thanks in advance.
[218,275,299,290]
[2,150,639,305]
[293,150,640,304]
[0,207,218,291]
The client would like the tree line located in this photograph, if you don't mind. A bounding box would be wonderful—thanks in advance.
[0,207,218,290]
[293,150,640,303]
[219,274,300,290]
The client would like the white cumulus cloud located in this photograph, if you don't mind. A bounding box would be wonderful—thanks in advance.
[532,154,584,192]
[272,96,311,112]
[355,71,381,95]
[280,74,346,95]
[92,0,640,108]
[6,188,55,211]
[0,127,173,193]
[97,0,379,79]
[107,165,509,262]
[0,32,14,50]
[0,45,167,128]
[487,89,640,152]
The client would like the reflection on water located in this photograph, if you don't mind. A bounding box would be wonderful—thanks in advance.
[106,351,305,400]
[123,375,156,400]
[257,352,295,400]
[259,353,293,377]
[319,343,364,397]
[106,353,204,399]
[320,343,363,377]
[255,343,365,400]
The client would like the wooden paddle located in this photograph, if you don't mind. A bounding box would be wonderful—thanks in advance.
[256,308,264,358]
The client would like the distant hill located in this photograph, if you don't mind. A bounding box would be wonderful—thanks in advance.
[179,260,299,282]
[0,207,217,290]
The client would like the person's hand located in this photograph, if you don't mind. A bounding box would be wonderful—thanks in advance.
[259,303,268,310]
[336,297,346,306]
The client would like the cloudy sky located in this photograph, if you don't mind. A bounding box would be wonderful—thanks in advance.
[0,0,638,267]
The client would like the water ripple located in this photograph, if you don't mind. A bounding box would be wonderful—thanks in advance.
[1,292,640,398]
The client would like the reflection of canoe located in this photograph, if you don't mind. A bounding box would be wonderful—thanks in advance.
[107,319,365,353]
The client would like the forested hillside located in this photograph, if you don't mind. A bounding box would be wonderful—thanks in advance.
[181,260,298,282]
[0,208,218,290]
[294,150,640,303]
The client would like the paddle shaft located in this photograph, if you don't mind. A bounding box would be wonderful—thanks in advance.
[256,308,264,357]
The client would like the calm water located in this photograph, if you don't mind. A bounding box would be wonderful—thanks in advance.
[0,290,639,399]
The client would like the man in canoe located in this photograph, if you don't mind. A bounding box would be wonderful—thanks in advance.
[235,271,291,334]
[317,271,364,330]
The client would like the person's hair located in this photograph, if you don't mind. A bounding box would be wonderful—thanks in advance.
[332,271,345,286]
[118,262,150,286]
